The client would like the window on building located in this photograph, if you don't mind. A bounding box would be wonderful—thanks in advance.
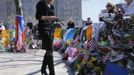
[74,9,78,15]
[74,16,78,20]
[60,1,65,7]
[60,16,64,20]
[67,1,70,5]
[28,4,33,16]
[60,9,65,13]
[68,9,72,15]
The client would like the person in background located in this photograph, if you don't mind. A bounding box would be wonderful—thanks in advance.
[67,18,75,29]
[86,17,92,26]
[99,2,117,21]
[114,8,124,21]
[95,2,117,51]
[122,0,134,16]
[27,21,33,29]
[36,0,57,75]
[106,2,116,14]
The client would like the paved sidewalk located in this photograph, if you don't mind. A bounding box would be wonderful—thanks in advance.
[0,49,68,75]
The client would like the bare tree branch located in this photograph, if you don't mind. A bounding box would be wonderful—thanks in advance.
[14,0,22,15]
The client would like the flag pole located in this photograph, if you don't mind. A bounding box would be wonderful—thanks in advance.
[14,0,25,52]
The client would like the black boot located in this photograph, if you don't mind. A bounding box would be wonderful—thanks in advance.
[41,71,48,75]
[41,54,48,75]
[47,55,55,75]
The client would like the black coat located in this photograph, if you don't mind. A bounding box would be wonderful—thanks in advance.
[36,1,54,25]
[35,1,55,50]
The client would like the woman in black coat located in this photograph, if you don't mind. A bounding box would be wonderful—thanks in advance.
[36,0,57,75]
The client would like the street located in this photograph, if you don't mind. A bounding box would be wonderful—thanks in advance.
[0,49,68,75]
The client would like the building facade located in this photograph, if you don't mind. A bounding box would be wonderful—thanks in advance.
[0,0,39,25]
[0,0,6,20]
[21,0,39,25]
[54,0,82,27]
[0,0,13,22]
[0,0,82,27]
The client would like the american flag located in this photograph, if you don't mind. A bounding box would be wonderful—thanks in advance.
[15,16,25,50]
[88,37,97,51]
[84,25,97,51]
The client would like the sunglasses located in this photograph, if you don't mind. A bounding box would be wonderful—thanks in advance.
[106,5,112,7]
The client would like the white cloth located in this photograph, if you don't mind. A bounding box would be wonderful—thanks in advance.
[100,13,115,20]
[94,22,106,44]
[99,13,109,18]
[0,25,5,30]
[122,0,134,15]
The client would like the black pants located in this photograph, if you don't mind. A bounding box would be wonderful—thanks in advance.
[38,24,55,75]
[41,52,55,75]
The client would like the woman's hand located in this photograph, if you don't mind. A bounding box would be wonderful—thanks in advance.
[41,16,57,21]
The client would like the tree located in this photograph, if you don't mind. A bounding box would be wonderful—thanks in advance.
[14,0,22,15]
